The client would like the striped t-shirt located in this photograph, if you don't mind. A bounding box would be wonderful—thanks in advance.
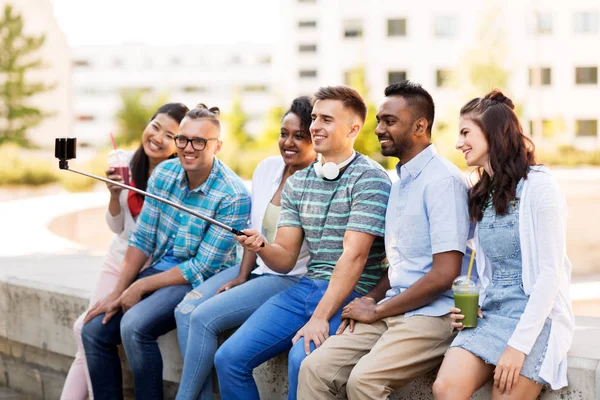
[278,153,391,295]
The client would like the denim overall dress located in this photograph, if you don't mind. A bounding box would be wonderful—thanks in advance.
[450,180,551,384]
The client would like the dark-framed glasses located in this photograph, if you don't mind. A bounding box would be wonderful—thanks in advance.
[174,135,219,151]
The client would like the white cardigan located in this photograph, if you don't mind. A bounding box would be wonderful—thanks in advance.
[474,166,575,390]
[105,152,136,263]
[251,156,308,277]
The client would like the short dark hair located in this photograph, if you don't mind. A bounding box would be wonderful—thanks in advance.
[384,81,435,135]
[313,86,367,123]
[284,96,313,134]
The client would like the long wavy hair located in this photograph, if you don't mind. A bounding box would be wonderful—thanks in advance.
[461,90,536,222]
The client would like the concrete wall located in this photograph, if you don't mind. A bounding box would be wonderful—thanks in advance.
[1,263,599,399]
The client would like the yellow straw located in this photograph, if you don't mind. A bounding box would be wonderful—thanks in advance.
[466,248,476,283]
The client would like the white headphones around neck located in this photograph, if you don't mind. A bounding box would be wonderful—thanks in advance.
[314,152,356,180]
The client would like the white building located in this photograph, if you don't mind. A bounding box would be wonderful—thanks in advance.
[0,0,72,148]
[275,0,600,149]
[71,44,276,146]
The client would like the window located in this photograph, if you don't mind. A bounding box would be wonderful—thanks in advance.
[388,70,407,85]
[436,69,455,88]
[574,12,599,33]
[528,120,555,137]
[575,120,598,137]
[181,86,207,93]
[258,55,272,65]
[434,15,457,38]
[243,85,268,93]
[529,67,552,86]
[387,18,407,37]
[534,12,553,34]
[298,44,317,53]
[298,20,317,29]
[73,59,90,68]
[299,69,317,78]
[344,19,363,38]
[575,67,598,84]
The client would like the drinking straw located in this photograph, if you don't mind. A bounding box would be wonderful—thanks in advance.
[466,248,476,284]
[109,132,124,181]
[109,132,117,151]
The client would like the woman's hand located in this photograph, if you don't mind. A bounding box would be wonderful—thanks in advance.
[216,275,248,294]
[449,307,483,331]
[234,229,265,253]
[494,345,526,395]
[105,167,124,197]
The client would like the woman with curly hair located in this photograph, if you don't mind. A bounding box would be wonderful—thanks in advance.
[174,96,317,400]
[433,90,575,400]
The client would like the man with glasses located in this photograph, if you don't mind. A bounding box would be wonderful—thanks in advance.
[81,105,251,400]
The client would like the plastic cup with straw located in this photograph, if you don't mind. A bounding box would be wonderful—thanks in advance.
[107,132,130,186]
[452,248,479,328]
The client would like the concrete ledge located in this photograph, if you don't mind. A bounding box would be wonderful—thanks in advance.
[2,256,600,400]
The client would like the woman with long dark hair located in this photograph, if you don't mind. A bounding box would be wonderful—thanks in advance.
[61,102,189,400]
[433,90,574,399]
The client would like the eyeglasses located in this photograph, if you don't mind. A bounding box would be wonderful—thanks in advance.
[174,135,219,151]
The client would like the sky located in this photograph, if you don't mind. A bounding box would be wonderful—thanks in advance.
[50,0,281,46]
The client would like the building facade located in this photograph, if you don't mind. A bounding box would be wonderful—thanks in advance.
[275,0,600,149]
[71,44,276,146]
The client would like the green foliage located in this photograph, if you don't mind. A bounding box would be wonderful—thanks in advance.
[0,4,55,147]
[115,90,168,145]
[345,66,388,166]
[220,93,255,175]
[254,103,286,154]
[0,144,58,185]
[537,146,600,167]
[58,149,110,192]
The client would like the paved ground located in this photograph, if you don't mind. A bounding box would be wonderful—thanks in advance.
[0,387,26,400]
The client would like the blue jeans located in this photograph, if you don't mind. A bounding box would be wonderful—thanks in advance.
[81,267,191,400]
[174,266,299,400]
[214,278,360,400]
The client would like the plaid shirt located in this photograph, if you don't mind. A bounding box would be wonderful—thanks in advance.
[129,158,251,287]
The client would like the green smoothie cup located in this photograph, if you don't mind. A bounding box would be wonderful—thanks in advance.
[452,276,480,329]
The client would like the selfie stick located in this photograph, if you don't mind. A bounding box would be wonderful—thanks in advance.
[54,137,247,237]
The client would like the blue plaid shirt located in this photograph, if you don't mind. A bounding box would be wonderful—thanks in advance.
[129,157,251,287]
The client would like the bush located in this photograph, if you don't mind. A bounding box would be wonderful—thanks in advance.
[537,146,600,167]
[0,144,59,186]
[58,149,111,192]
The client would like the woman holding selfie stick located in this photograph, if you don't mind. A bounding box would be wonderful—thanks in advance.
[432,90,574,400]
[60,102,189,400]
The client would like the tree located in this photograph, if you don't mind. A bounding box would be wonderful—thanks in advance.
[115,89,168,145]
[345,66,389,166]
[0,4,55,147]
[220,92,253,175]
[255,103,285,153]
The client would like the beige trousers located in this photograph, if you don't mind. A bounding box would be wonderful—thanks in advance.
[298,314,456,400]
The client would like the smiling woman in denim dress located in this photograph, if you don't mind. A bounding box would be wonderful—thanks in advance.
[432,90,575,400]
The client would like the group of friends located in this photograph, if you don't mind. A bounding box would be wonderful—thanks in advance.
[59,81,575,400]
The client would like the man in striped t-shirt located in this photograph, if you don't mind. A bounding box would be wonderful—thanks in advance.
[215,86,391,400]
